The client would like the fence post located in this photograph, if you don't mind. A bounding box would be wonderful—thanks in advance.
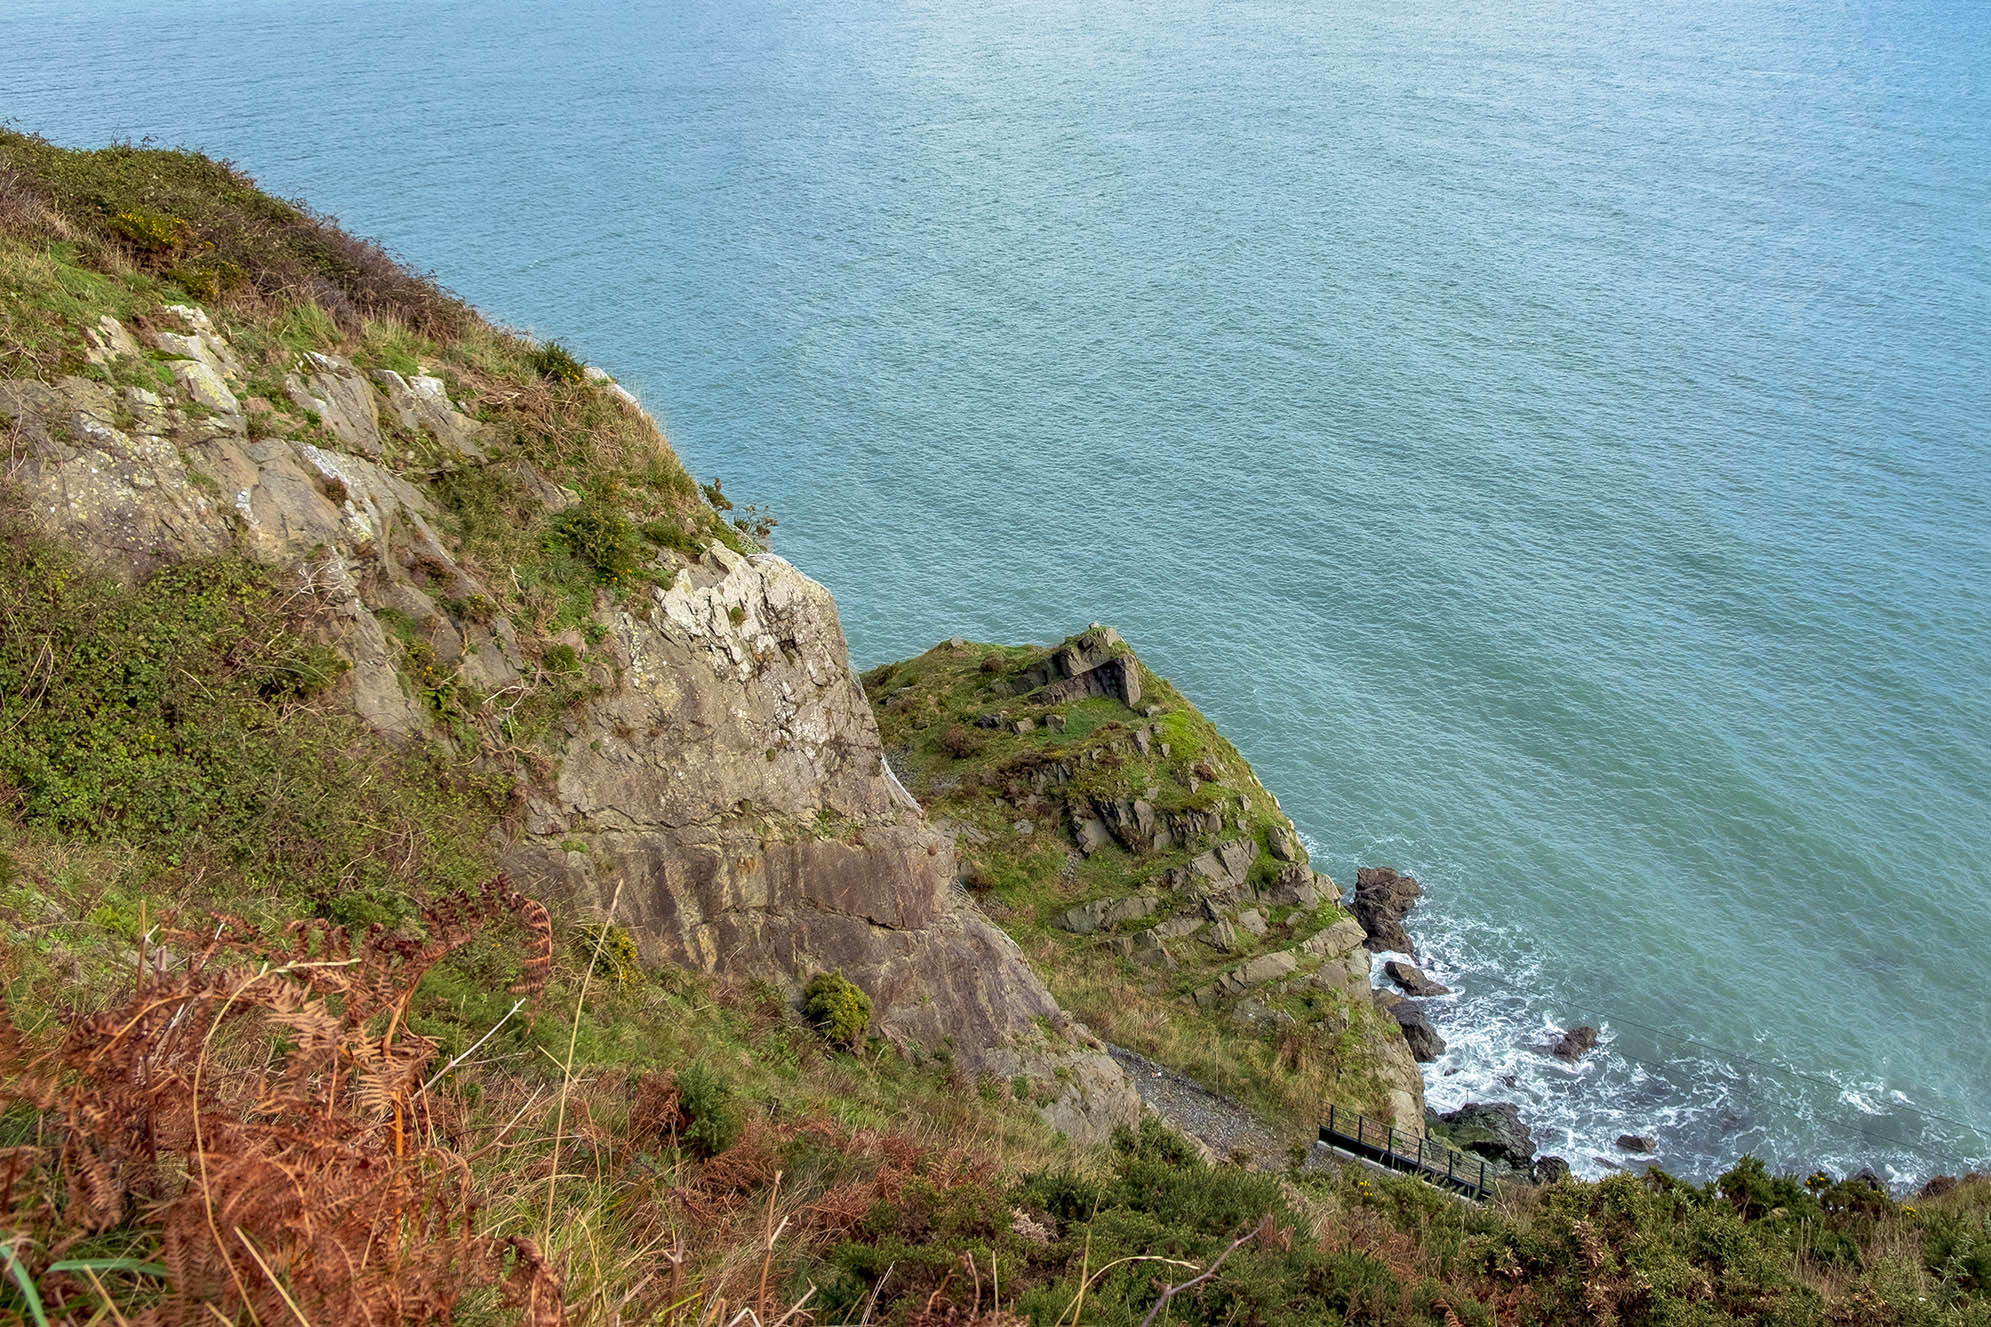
[1355,1116,1363,1148]
[1479,1159,1486,1196]
[1415,1135,1424,1171]
[1387,1126,1396,1162]
[1328,1103,1335,1138]
[1447,1150,1454,1185]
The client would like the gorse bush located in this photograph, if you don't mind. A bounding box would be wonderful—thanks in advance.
[577,921,642,991]
[0,509,502,901]
[549,499,641,584]
[529,340,589,384]
[674,1063,743,1158]
[803,970,872,1050]
[108,207,187,254]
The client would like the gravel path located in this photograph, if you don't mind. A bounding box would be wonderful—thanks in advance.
[1108,1044,1301,1169]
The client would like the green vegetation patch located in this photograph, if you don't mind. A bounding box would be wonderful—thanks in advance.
[0,505,503,909]
[0,128,468,340]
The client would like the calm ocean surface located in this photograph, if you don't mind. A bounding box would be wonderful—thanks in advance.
[7,0,1987,1181]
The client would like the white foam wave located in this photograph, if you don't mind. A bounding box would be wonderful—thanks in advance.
[1373,868,1983,1186]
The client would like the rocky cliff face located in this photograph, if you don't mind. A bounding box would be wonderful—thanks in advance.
[1,306,1138,1142]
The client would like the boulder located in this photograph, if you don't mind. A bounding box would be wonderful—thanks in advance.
[1384,961,1451,997]
[1052,893,1159,936]
[1299,917,1366,957]
[1189,948,1299,1010]
[1262,863,1323,908]
[1548,1026,1599,1061]
[372,368,485,457]
[1190,839,1256,889]
[1351,866,1422,954]
[285,352,382,457]
[1151,914,1206,941]
[1105,929,1176,970]
[1236,908,1268,937]
[82,315,140,366]
[1440,1103,1535,1170]
[1531,1155,1572,1185]
[1200,918,1241,953]
[1390,1000,1445,1062]
[1266,823,1305,863]
[1615,1134,1658,1154]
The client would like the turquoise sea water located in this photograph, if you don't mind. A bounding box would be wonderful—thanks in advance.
[7,0,1988,1181]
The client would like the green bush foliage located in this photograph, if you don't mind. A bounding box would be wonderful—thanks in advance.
[550,499,641,584]
[529,340,589,384]
[674,1063,742,1158]
[0,129,467,337]
[803,970,872,1050]
[0,511,502,901]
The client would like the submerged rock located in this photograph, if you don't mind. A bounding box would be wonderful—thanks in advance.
[1616,1133,1659,1154]
[1549,1025,1599,1061]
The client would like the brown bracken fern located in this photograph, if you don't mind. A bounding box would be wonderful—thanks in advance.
[0,876,562,1325]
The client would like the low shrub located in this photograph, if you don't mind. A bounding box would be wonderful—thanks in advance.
[804,970,872,1050]
[675,1062,743,1157]
[529,339,589,384]
[550,499,640,583]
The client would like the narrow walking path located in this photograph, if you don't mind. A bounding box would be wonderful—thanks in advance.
[1107,1043,1298,1168]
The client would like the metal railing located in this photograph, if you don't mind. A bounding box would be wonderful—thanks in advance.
[1321,1103,1493,1200]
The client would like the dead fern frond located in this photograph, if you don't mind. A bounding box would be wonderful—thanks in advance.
[0,876,564,1325]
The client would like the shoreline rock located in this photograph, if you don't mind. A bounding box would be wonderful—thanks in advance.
[1350,866,1422,954]
[1385,960,1451,997]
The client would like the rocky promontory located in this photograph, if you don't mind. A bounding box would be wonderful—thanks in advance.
[865,629,1427,1135]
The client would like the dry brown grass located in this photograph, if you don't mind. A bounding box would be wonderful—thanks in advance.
[0,878,560,1325]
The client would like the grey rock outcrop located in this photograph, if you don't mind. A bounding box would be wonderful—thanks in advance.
[497,546,1138,1139]
[1387,999,1446,1062]
[1009,625,1140,708]
[2,311,1140,1144]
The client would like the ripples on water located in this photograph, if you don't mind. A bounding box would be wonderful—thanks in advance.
[6,0,1988,1181]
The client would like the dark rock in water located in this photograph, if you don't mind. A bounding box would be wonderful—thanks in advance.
[1531,1155,1572,1185]
[1351,866,1422,954]
[1384,960,1451,997]
[1615,1134,1658,1154]
[1851,1167,1889,1191]
[1390,1000,1446,1062]
[1441,1102,1535,1169]
[1548,1025,1599,1061]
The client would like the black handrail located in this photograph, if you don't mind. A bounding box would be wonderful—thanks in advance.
[1321,1102,1491,1200]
